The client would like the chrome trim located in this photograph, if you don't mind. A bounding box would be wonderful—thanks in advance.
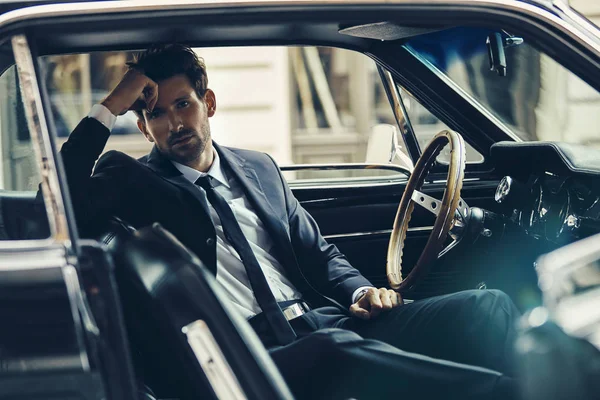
[291,176,407,185]
[445,197,469,255]
[455,197,469,224]
[412,189,441,216]
[0,238,57,251]
[63,263,100,339]
[289,180,407,190]
[62,265,91,372]
[405,226,436,233]
[324,226,433,240]
[495,176,513,203]
[552,1,600,42]
[182,320,246,400]
[0,0,597,56]
[282,163,410,189]
[0,245,67,270]
[380,68,421,161]
[12,35,71,246]
[300,197,337,205]
[281,163,411,175]
[431,177,481,184]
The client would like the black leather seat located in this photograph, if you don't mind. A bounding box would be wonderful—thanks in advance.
[97,218,293,400]
[97,217,136,252]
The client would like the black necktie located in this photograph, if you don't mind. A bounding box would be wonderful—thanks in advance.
[195,175,296,345]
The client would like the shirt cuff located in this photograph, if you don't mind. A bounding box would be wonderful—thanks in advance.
[351,286,374,304]
[88,103,117,131]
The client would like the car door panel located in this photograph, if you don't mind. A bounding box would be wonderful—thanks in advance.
[292,179,501,297]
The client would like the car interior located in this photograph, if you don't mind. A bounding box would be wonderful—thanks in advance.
[0,1,600,399]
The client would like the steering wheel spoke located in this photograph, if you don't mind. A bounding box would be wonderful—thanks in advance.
[456,197,469,222]
[439,237,460,259]
[411,189,442,217]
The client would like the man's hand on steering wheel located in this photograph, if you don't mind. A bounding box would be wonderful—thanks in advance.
[349,287,403,320]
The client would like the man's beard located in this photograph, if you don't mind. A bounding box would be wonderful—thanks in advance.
[164,126,211,165]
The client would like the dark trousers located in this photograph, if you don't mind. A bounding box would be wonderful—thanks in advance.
[252,289,520,400]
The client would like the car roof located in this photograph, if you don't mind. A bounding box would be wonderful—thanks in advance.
[0,0,597,83]
[0,0,561,49]
[0,0,560,19]
[0,0,109,14]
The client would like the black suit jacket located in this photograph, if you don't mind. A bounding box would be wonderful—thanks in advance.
[59,117,372,309]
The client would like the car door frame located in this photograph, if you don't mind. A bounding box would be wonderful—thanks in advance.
[0,0,599,392]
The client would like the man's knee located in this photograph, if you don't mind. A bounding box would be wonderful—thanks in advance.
[310,328,364,350]
[480,289,515,312]
[272,328,363,360]
[270,328,363,374]
[448,289,514,315]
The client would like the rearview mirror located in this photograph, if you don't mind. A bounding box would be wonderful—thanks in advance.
[486,33,507,76]
[486,32,524,77]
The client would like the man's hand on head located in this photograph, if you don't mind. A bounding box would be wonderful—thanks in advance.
[101,68,159,117]
[349,287,403,320]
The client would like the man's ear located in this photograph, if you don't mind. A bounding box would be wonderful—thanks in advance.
[137,119,154,143]
[204,89,217,118]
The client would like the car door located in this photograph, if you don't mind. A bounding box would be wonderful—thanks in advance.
[280,11,600,303]
[0,32,140,398]
[2,1,600,398]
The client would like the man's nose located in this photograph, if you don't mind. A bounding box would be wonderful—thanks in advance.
[167,112,183,132]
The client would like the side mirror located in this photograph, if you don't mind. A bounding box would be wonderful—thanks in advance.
[365,124,414,171]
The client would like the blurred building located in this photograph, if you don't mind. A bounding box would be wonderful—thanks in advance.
[562,0,600,145]
[49,46,402,169]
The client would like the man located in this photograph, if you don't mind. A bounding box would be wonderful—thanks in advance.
[60,44,520,399]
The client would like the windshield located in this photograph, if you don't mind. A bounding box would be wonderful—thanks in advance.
[405,27,600,146]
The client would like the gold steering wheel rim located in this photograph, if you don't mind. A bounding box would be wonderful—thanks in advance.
[386,130,466,292]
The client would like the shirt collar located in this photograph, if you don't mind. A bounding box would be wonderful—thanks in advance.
[171,149,230,188]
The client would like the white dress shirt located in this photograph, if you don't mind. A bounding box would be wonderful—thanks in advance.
[171,154,305,319]
[88,104,372,315]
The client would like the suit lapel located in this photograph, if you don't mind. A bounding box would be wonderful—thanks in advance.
[143,143,300,279]
[216,144,299,272]
[145,145,212,219]
[143,145,218,274]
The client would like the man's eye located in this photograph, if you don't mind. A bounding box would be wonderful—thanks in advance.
[148,110,162,119]
[177,101,189,108]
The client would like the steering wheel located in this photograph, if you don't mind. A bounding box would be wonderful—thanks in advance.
[387,130,468,292]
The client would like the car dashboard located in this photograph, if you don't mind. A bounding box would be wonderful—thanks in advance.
[496,173,600,244]
[491,141,600,246]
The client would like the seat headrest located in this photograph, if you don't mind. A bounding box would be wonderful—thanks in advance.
[97,217,136,253]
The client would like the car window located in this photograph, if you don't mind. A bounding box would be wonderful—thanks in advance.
[399,88,484,164]
[41,47,411,185]
[405,27,600,147]
[0,65,50,240]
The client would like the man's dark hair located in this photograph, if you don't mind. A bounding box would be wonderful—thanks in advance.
[128,44,208,120]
